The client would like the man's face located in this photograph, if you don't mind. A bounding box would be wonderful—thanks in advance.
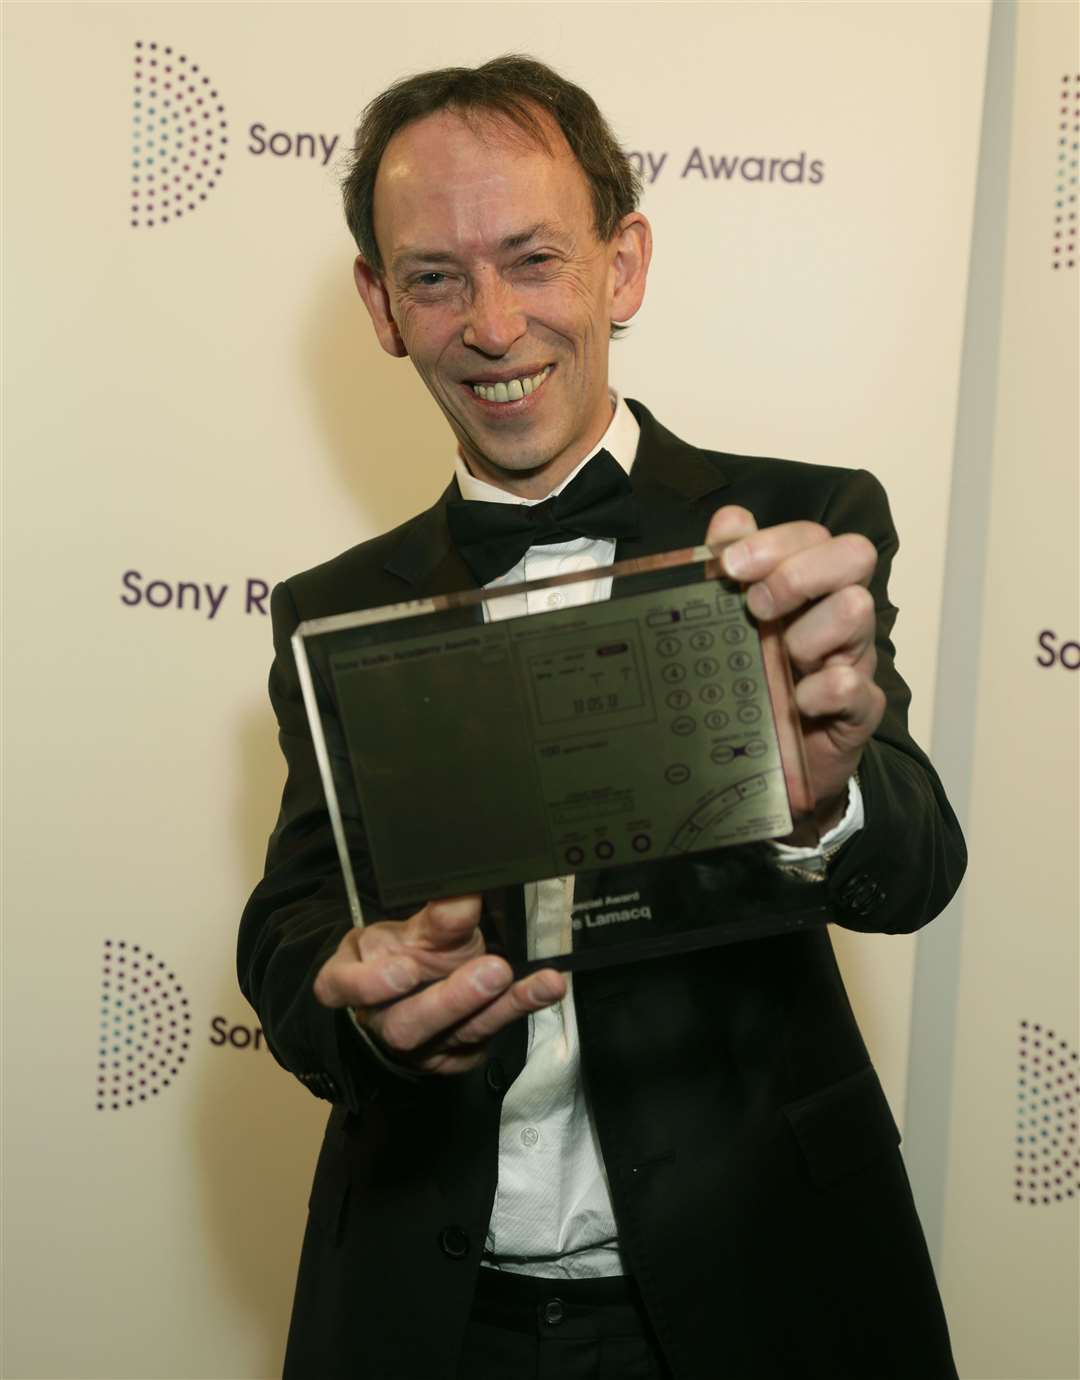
[355,108,650,497]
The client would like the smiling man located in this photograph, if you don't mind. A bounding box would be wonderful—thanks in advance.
[239,55,966,1380]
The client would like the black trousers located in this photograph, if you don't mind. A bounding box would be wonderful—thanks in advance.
[457,1269,671,1380]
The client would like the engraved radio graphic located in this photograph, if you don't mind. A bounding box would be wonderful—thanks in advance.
[96,939,192,1110]
[130,40,228,229]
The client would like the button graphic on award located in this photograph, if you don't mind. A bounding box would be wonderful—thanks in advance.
[657,636,681,657]
[728,651,753,672]
[662,663,687,684]
[671,716,697,736]
[689,630,714,651]
[666,689,692,710]
[704,710,729,730]
[737,704,762,724]
[700,683,723,705]
[695,657,719,677]
[665,764,691,784]
[733,677,757,698]
[722,624,747,644]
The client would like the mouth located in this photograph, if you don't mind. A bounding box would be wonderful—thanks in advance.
[466,365,552,405]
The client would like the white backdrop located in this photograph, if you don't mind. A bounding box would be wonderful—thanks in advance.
[3,5,1001,1378]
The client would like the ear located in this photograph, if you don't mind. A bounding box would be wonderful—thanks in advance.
[608,213,652,326]
[353,256,408,358]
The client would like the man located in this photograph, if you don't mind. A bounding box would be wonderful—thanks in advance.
[239,55,966,1380]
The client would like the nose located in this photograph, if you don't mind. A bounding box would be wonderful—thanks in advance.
[462,269,526,356]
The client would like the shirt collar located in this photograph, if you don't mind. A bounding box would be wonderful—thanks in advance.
[453,392,640,506]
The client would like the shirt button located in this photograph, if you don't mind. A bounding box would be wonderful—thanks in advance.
[521,1126,540,1147]
[542,1298,565,1327]
[485,1059,507,1095]
[546,592,565,608]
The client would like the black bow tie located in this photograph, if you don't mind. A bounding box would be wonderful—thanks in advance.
[445,449,641,585]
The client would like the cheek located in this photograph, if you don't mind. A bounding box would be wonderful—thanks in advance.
[393,301,453,368]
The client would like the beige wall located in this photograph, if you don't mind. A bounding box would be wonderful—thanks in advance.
[3,4,991,1377]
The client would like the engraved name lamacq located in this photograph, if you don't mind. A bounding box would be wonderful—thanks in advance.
[572,892,653,930]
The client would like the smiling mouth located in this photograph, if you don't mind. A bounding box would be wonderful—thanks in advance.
[469,366,552,404]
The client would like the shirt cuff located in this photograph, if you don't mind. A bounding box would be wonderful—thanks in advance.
[770,774,865,863]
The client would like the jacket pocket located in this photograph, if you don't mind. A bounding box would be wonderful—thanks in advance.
[782,1065,901,1191]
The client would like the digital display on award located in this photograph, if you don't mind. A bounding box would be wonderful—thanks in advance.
[293,547,829,973]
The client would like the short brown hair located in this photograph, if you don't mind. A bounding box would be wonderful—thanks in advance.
[342,54,641,274]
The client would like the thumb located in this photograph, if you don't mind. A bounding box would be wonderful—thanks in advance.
[706,504,758,554]
[405,895,483,951]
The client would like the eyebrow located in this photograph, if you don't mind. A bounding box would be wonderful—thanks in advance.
[392,222,566,273]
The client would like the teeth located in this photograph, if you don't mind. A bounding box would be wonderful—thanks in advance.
[472,367,549,403]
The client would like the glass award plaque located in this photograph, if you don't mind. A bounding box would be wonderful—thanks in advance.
[292,546,830,975]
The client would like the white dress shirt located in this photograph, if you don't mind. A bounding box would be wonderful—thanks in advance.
[453,396,863,1278]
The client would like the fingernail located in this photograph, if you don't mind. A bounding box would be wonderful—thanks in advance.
[531,975,560,1003]
[724,543,748,579]
[748,583,774,619]
[471,960,508,997]
[385,959,415,993]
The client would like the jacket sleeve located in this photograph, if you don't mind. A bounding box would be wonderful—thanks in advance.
[237,580,420,1111]
[816,467,967,933]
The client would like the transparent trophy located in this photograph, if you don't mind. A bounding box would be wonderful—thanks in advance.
[292,545,829,976]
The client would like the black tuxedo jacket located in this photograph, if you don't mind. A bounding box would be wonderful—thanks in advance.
[239,402,966,1380]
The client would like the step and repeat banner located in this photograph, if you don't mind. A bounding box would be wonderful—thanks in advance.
[3,3,1064,1378]
[929,4,1080,1378]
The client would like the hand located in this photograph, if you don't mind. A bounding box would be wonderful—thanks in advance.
[313,895,566,1075]
[708,506,885,832]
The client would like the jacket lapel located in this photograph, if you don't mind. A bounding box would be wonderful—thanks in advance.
[616,399,732,559]
[382,476,478,599]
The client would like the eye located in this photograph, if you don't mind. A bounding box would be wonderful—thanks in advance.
[415,271,447,287]
[521,253,554,267]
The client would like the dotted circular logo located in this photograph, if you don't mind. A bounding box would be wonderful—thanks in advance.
[1014,1019,1078,1204]
[96,939,192,1110]
[130,41,228,229]
[1052,73,1079,270]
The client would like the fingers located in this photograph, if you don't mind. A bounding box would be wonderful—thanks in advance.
[312,892,566,1075]
[370,953,515,1054]
[396,967,567,1077]
[447,968,566,1048]
[313,895,485,1012]
[723,526,876,622]
[365,961,565,1071]
[783,585,877,677]
[794,663,886,734]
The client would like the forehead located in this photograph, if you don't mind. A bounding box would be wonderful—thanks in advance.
[373,107,595,263]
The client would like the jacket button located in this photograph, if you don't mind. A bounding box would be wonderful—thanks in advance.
[839,873,884,917]
[541,1298,565,1327]
[438,1226,471,1259]
[485,1059,507,1095]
